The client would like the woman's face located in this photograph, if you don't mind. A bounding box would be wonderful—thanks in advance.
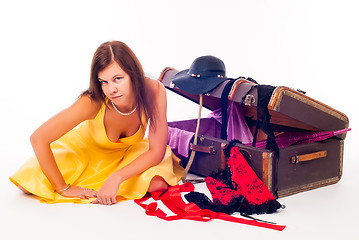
[98,61,135,109]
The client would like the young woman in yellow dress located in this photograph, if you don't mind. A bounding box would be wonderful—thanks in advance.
[10,41,184,205]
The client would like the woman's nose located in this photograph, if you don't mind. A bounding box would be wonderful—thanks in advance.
[108,82,118,94]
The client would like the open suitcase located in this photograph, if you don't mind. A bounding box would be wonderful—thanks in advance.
[159,67,350,198]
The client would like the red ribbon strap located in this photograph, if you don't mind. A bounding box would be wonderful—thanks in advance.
[134,183,285,231]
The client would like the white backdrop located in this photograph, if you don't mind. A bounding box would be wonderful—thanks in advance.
[1,0,358,239]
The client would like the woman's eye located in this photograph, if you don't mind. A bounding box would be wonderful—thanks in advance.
[100,81,107,85]
[115,77,122,81]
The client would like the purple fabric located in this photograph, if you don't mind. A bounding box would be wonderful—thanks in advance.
[167,118,222,158]
[207,102,253,143]
[167,127,194,158]
[167,102,350,157]
[249,128,351,149]
[167,103,252,157]
[168,118,222,138]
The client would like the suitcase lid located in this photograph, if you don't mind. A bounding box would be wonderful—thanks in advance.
[159,67,349,139]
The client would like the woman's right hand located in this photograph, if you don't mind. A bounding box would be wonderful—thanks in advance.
[60,186,97,199]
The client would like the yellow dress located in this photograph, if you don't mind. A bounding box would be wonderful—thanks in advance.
[9,102,184,203]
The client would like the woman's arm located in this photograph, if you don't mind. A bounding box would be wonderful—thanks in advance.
[30,94,100,197]
[117,80,168,179]
[95,80,168,204]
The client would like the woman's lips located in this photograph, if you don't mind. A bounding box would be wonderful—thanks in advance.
[111,95,122,100]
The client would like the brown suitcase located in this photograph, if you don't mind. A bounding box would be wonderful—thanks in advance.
[159,67,350,198]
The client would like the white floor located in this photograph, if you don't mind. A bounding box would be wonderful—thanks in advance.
[2,157,359,240]
[1,1,359,239]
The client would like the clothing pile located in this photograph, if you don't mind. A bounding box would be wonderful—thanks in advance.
[185,140,283,216]
[135,140,286,231]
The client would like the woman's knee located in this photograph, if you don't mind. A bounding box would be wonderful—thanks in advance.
[148,176,168,193]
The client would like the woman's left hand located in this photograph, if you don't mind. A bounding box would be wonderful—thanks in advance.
[92,173,122,205]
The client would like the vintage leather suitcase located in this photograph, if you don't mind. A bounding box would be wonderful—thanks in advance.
[159,67,349,198]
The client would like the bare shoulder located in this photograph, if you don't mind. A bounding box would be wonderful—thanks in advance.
[146,77,166,98]
[73,94,102,120]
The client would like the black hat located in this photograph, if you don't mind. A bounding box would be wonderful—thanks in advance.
[171,55,229,94]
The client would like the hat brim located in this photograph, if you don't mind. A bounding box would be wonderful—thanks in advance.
[171,69,228,94]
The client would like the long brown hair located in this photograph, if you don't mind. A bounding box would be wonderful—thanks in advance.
[83,41,157,130]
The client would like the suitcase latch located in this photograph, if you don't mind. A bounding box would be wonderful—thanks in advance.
[243,94,255,106]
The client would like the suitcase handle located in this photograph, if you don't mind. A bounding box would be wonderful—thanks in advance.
[290,150,327,164]
[190,143,217,155]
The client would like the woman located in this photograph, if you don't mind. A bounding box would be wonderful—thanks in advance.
[9,41,184,205]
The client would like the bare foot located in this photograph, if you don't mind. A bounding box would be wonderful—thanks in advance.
[18,185,32,195]
[148,176,168,193]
